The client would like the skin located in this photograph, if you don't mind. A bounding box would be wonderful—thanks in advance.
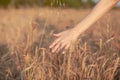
[49,0,120,53]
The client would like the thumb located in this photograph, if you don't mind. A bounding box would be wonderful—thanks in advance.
[53,33,61,37]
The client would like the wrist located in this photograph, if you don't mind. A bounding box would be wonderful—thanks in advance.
[72,23,87,36]
[70,27,81,38]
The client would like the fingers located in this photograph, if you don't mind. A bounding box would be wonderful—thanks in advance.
[56,43,66,53]
[53,33,61,37]
[50,38,71,53]
[49,39,60,49]
[52,43,70,53]
[49,33,62,49]
[52,43,61,53]
[65,44,70,51]
[55,44,70,53]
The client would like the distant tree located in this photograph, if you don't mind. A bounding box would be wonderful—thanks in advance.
[0,0,10,8]
[65,0,83,8]
[44,0,84,8]
[12,0,43,8]
[85,0,95,7]
[0,0,96,8]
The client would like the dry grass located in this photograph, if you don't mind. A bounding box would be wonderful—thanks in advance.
[0,8,120,80]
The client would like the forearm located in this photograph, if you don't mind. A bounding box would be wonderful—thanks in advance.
[74,0,119,35]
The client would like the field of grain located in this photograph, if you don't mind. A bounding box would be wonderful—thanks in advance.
[0,8,120,80]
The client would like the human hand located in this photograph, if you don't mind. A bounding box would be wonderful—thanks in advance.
[49,28,79,53]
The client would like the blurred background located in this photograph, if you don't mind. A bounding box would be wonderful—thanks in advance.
[0,0,120,8]
[0,0,120,80]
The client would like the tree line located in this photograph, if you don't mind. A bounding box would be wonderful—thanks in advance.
[0,0,95,8]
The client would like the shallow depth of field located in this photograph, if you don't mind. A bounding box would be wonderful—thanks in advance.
[0,7,120,80]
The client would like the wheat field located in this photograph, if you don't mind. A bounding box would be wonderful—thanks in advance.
[0,8,120,80]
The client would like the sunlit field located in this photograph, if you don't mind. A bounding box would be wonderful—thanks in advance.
[0,8,120,80]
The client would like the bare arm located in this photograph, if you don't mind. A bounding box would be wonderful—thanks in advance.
[73,0,120,34]
[50,0,120,53]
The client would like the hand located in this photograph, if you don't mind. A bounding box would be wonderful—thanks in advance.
[49,28,79,53]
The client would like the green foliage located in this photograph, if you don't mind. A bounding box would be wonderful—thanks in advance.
[13,0,42,8]
[0,0,10,8]
[85,0,95,7]
[0,0,95,8]
[44,0,83,8]
[66,0,83,8]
